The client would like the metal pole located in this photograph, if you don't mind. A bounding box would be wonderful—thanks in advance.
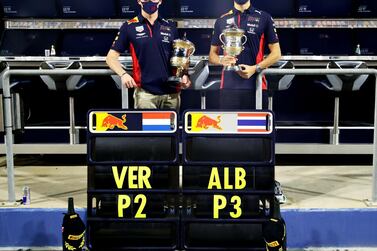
[268,96,273,111]
[262,68,376,76]
[69,96,78,144]
[2,71,15,202]
[373,74,377,202]
[121,83,129,109]
[256,73,263,109]
[331,97,340,145]
[201,91,206,110]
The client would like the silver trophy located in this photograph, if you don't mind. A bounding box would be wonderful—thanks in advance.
[219,25,247,71]
[169,34,195,82]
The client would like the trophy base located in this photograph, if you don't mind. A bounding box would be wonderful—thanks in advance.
[224,65,242,71]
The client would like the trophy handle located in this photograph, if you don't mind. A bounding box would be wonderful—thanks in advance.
[242,35,247,46]
[189,45,196,57]
[219,33,225,45]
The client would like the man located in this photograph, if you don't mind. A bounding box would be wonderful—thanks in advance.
[106,0,191,110]
[209,0,286,207]
[209,0,281,109]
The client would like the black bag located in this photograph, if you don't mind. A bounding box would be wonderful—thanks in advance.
[62,197,86,251]
[262,199,287,251]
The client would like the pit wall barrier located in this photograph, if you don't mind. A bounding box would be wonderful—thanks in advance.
[1,208,377,249]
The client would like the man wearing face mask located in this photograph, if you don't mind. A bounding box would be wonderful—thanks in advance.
[209,0,281,109]
[106,0,191,110]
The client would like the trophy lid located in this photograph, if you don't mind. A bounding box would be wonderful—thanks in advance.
[222,25,245,37]
[173,38,195,50]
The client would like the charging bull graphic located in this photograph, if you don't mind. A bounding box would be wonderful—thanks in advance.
[196,115,222,130]
[102,114,128,130]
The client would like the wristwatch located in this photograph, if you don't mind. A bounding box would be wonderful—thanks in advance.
[255,64,263,74]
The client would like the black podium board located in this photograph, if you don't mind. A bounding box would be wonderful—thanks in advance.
[87,110,180,250]
[181,111,276,250]
[87,110,282,250]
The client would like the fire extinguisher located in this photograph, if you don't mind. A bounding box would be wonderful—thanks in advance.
[62,197,86,251]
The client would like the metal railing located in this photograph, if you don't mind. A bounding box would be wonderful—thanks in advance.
[257,68,377,203]
[1,68,128,202]
[2,67,377,204]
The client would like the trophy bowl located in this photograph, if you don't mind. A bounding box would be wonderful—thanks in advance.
[169,38,195,82]
[220,25,247,71]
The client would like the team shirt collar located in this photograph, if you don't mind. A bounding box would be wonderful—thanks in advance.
[137,14,164,25]
[232,5,255,15]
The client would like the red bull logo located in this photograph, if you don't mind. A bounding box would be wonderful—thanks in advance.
[196,115,222,130]
[102,114,128,130]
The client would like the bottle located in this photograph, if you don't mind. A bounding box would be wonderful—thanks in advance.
[62,197,86,251]
[67,197,75,214]
[355,44,361,55]
[22,186,31,205]
[50,45,56,56]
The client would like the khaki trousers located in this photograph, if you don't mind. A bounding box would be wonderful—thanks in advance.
[133,88,181,110]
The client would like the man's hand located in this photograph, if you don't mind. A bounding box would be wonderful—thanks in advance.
[121,73,137,88]
[180,74,191,89]
[220,55,237,67]
[237,64,257,79]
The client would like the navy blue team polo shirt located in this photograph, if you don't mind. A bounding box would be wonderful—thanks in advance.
[212,6,279,90]
[112,14,179,95]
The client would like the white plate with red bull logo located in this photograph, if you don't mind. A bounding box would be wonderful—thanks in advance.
[88,111,177,134]
[185,111,273,135]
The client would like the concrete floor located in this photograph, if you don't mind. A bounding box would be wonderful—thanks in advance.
[0,156,375,209]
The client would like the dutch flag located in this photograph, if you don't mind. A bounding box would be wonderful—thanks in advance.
[142,112,172,131]
[237,113,269,133]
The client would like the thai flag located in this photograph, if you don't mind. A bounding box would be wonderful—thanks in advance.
[237,113,269,133]
[142,112,172,131]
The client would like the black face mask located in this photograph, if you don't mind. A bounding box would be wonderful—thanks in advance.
[142,1,159,15]
[234,0,249,4]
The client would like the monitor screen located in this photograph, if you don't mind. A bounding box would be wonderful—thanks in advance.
[159,0,179,18]
[179,0,234,18]
[354,0,377,17]
[1,0,59,18]
[297,0,352,17]
[58,0,117,18]
[356,29,377,55]
[0,30,60,56]
[179,29,212,55]
[298,29,353,56]
[60,30,118,57]
[252,0,295,18]
[118,0,139,18]
[118,0,178,18]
